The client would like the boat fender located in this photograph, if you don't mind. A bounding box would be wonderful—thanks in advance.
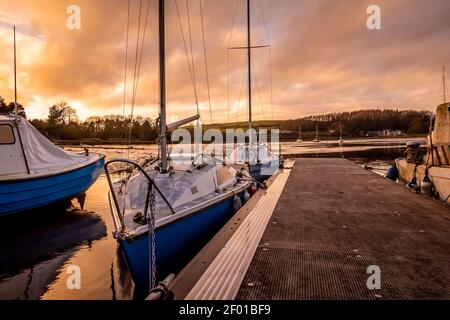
[233,195,242,212]
[406,177,420,192]
[385,163,399,181]
[243,189,251,203]
[147,274,175,301]
[250,183,258,195]
[420,172,433,196]
[279,155,284,168]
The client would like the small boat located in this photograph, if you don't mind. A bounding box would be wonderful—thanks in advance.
[0,27,104,216]
[396,67,450,202]
[0,115,104,216]
[313,124,321,143]
[397,103,450,201]
[338,121,344,145]
[229,142,282,182]
[227,0,282,182]
[296,125,303,143]
[105,0,253,290]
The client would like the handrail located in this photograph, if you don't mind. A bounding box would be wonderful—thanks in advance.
[104,158,175,232]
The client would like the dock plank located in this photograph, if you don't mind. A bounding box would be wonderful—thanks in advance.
[236,158,450,300]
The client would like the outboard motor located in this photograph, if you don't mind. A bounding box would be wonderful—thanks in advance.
[405,141,426,164]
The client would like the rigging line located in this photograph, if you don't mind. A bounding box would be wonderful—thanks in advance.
[269,46,273,120]
[127,0,144,157]
[174,0,200,114]
[122,0,131,135]
[186,0,200,116]
[132,0,151,107]
[199,0,213,124]
[235,66,248,122]
[127,0,150,157]
[122,0,145,216]
[121,0,132,158]
[227,50,230,122]
[258,0,271,43]
[259,0,273,120]
[251,55,265,120]
[227,0,239,123]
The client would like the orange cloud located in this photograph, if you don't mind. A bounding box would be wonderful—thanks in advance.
[0,0,449,123]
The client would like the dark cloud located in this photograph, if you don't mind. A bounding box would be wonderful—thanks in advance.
[0,0,449,121]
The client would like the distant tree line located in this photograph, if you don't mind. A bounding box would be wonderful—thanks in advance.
[0,97,158,142]
[0,96,431,141]
[302,109,431,136]
[0,96,26,117]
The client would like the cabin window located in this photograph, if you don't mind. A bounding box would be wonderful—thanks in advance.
[0,124,15,144]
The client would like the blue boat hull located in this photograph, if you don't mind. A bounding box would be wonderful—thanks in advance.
[0,157,104,216]
[120,191,245,289]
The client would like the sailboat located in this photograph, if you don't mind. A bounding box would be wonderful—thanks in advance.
[313,124,321,143]
[0,27,104,216]
[228,0,282,182]
[104,0,252,290]
[338,121,344,145]
[396,66,450,202]
[296,124,302,143]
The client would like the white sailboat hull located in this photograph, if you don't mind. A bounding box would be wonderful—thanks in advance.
[397,159,450,202]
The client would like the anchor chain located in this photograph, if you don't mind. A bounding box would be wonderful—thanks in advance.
[148,183,157,290]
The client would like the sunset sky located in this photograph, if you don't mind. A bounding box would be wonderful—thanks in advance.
[0,0,449,123]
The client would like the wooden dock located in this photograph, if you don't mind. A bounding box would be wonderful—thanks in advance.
[168,158,450,300]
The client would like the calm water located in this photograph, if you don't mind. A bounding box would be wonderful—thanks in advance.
[0,138,421,300]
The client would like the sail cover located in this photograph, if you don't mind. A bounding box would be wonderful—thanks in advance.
[16,116,89,174]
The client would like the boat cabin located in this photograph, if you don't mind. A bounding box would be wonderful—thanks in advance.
[1,114,98,181]
[0,115,29,178]
[430,102,450,166]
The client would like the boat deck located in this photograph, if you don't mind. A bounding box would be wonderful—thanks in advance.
[168,158,450,300]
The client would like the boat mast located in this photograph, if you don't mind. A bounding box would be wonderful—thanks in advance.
[14,26,18,119]
[159,0,168,173]
[247,0,253,145]
[13,26,30,174]
[444,66,447,103]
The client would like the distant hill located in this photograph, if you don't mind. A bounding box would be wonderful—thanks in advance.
[0,95,431,142]
[199,109,431,140]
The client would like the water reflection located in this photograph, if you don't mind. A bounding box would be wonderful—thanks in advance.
[0,138,422,300]
[0,177,134,300]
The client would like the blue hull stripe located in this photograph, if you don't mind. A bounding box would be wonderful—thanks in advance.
[0,158,104,215]
[120,192,243,288]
